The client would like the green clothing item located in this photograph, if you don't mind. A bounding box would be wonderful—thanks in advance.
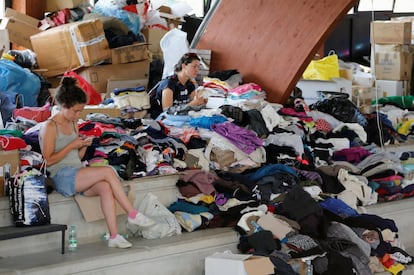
[373,96,414,109]
[0,129,23,137]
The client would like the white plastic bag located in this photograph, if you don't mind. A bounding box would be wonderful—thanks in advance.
[130,193,182,239]
[160,28,189,79]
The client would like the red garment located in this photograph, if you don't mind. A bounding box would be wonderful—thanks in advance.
[78,121,126,137]
[0,136,27,150]
[315,118,332,133]
[122,4,138,13]
[13,102,51,123]
[381,254,395,268]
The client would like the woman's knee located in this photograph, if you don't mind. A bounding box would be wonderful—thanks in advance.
[93,181,113,197]
[102,165,119,179]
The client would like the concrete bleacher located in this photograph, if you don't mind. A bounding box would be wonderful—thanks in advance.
[0,173,413,274]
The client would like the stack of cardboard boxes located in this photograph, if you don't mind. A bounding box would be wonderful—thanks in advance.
[0,6,153,118]
[351,20,414,114]
[370,20,414,99]
[0,0,191,118]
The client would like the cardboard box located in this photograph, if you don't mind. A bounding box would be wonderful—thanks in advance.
[74,183,134,222]
[352,71,374,87]
[46,0,87,11]
[339,68,353,80]
[296,77,352,105]
[371,21,412,44]
[205,252,274,275]
[0,8,41,50]
[106,79,149,98]
[77,60,150,94]
[375,79,408,98]
[0,30,10,53]
[391,16,414,44]
[79,106,121,120]
[0,150,20,197]
[30,19,111,77]
[79,105,147,119]
[352,86,373,107]
[110,42,149,64]
[158,5,185,29]
[373,44,414,80]
[141,27,168,58]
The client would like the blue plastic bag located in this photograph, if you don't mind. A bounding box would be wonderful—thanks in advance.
[0,59,41,107]
[94,1,141,34]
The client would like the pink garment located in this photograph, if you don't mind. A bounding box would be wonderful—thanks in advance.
[228,83,262,95]
[180,128,201,144]
[371,175,404,182]
[180,170,217,195]
[278,107,313,122]
[332,147,371,164]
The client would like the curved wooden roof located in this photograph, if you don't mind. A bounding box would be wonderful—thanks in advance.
[194,0,357,104]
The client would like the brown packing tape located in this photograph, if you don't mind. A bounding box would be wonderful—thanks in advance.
[68,21,107,66]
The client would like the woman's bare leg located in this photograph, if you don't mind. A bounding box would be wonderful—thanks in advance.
[82,180,118,236]
[75,166,135,214]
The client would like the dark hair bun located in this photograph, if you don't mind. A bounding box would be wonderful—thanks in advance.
[61,77,77,87]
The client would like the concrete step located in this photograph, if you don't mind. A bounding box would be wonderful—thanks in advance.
[1,173,414,274]
[365,197,414,252]
[0,227,239,275]
[0,174,180,257]
[365,199,414,275]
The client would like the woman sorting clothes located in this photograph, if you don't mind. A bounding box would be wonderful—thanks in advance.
[151,52,207,118]
[39,77,155,249]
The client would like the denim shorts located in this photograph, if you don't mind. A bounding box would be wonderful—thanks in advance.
[52,167,80,197]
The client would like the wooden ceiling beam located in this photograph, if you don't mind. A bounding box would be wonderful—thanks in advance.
[194,0,357,103]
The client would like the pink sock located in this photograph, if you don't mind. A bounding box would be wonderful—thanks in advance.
[128,209,138,219]
[110,234,118,239]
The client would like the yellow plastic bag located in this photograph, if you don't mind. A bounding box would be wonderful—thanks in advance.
[302,53,340,81]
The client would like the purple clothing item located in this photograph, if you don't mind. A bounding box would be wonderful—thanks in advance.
[211,122,263,154]
[332,147,371,164]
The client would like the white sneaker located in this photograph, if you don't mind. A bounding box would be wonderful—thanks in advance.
[108,234,132,249]
[128,212,156,228]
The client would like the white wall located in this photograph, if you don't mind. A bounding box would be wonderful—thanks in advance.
[0,0,5,17]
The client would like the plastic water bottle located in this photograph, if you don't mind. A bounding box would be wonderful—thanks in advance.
[68,225,78,252]
[305,259,313,275]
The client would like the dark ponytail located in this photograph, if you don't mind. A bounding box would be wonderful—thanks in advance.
[55,77,87,108]
[174,52,200,72]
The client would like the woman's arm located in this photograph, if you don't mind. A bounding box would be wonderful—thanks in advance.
[78,139,90,159]
[187,89,207,106]
[161,88,174,110]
